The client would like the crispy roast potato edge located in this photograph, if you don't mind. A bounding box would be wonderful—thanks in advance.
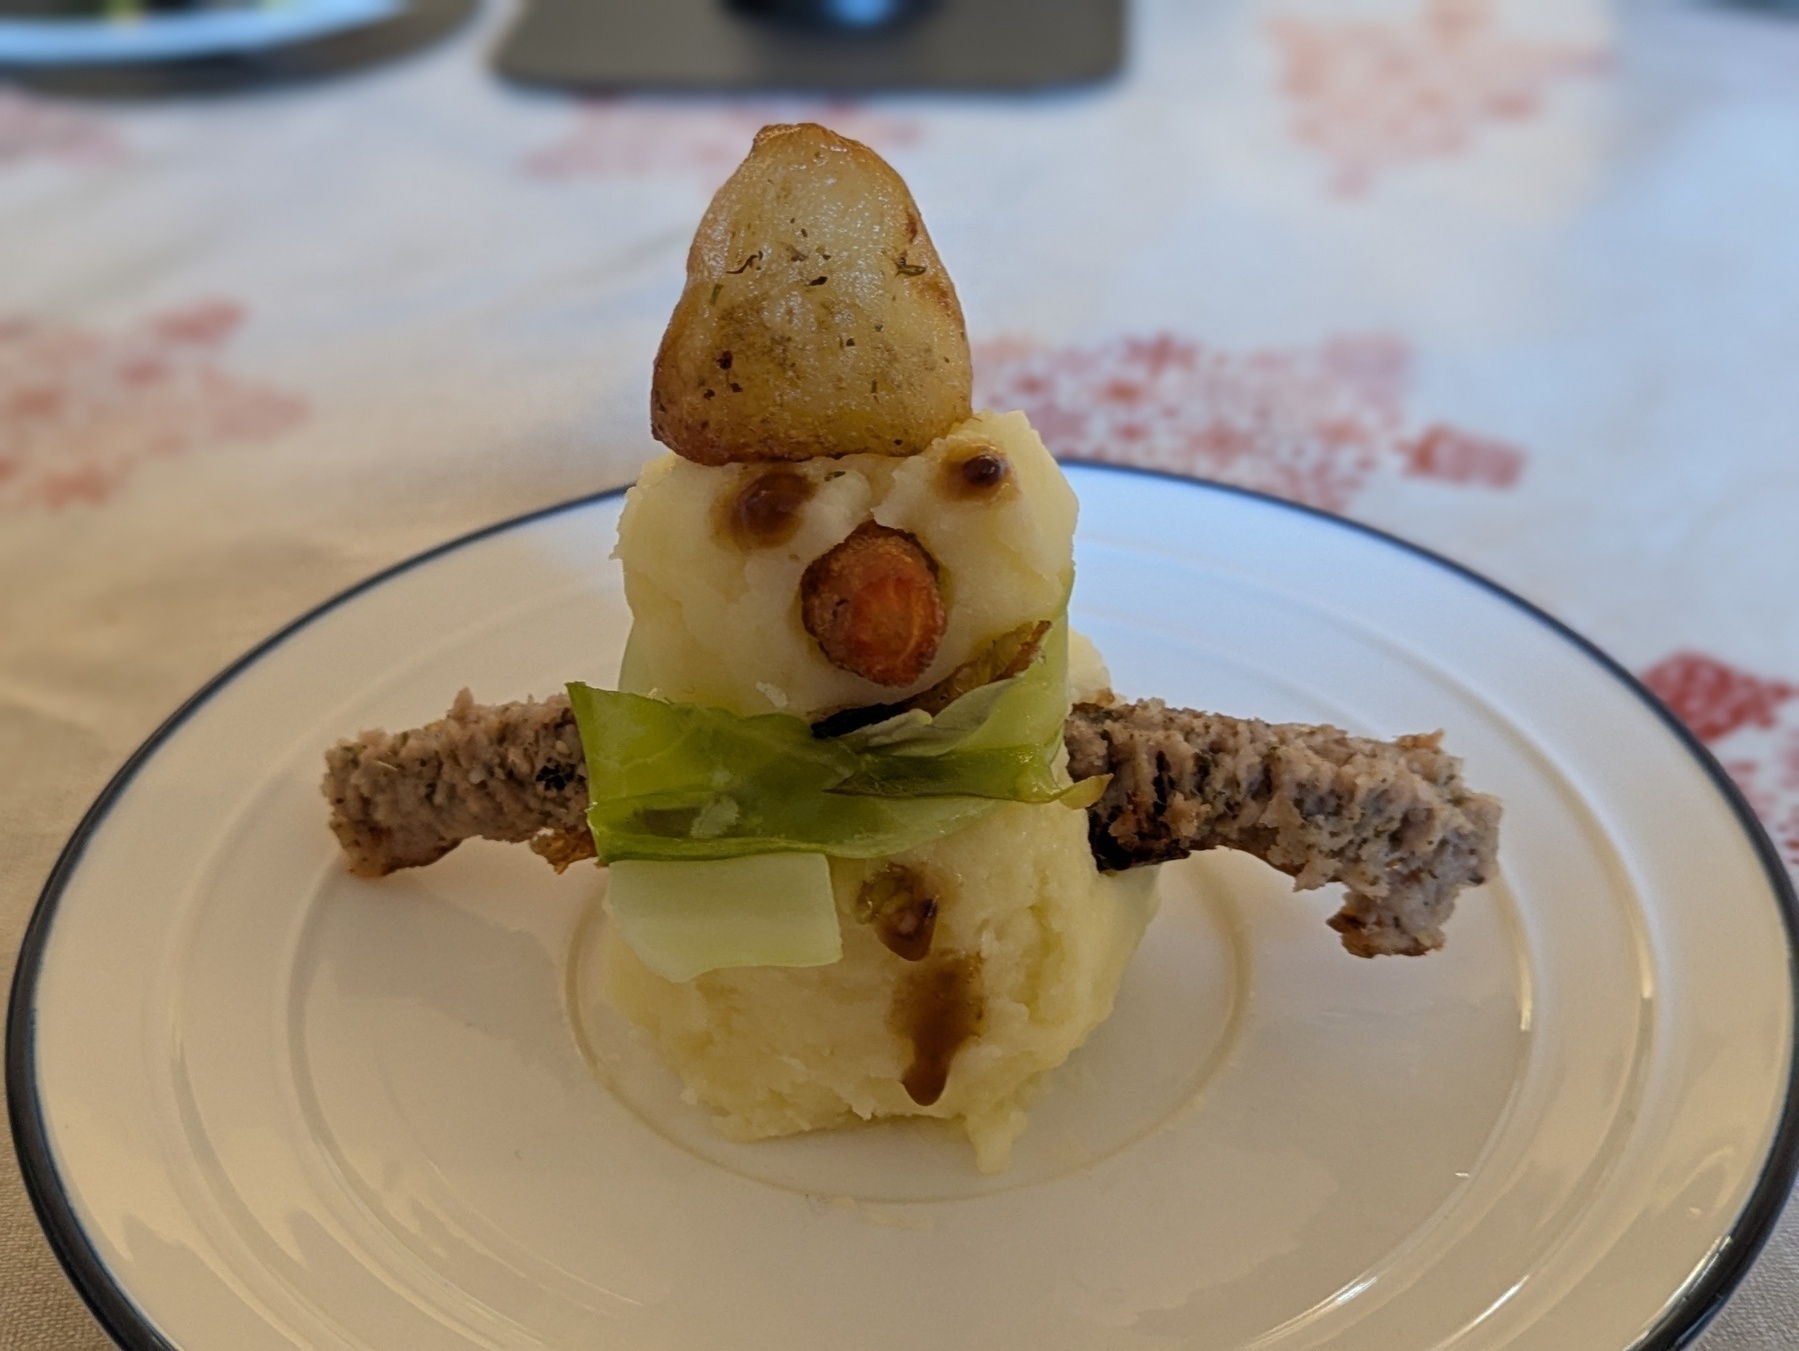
[650,122,974,466]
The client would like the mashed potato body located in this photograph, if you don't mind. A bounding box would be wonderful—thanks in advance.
[604,803,1158,1172]
[606,411,1157,1171]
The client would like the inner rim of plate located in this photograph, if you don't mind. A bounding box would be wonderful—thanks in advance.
[9,466,1798,1351]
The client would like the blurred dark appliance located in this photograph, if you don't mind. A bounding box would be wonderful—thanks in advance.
[495,0,1125,92]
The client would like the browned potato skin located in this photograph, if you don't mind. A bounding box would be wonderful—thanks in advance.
[651,123,974,466]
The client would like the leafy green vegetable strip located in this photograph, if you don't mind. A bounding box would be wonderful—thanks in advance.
[569,614,1090,862]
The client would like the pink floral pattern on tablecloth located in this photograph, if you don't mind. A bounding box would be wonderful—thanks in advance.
[974,331,1524,514]
[523,99,922,184]
[0,90,123,167]
[0,302,306,512]
[1642,651,1799,869]
[1268,0,1604,196]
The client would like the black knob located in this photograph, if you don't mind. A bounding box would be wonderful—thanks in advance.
[726,0,933,32]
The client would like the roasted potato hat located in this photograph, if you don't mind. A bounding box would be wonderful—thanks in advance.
[650,123,974,466]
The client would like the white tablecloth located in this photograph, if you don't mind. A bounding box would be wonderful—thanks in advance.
[4,0,1798,1345]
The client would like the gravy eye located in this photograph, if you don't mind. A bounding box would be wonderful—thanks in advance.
[725,468,815,547]
[942,446,1012,500]
[800,522,946,687]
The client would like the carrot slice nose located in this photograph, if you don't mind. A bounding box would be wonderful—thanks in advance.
[800,522,946,687]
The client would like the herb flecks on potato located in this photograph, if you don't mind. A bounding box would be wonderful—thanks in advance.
[651,123,973,466]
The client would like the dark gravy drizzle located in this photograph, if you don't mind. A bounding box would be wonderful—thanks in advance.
[724,468,815,548]
[941,445,1013,500]
[893,952,983,1106]
[855,864,938,962]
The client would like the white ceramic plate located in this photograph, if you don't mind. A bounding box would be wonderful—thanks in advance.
[0,0,399,67]
[10,466,1797,1351]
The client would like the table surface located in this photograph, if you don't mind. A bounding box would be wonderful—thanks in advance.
[4,0,1798,1346]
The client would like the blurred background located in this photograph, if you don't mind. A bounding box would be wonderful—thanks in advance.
[2,0,1798,1346]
